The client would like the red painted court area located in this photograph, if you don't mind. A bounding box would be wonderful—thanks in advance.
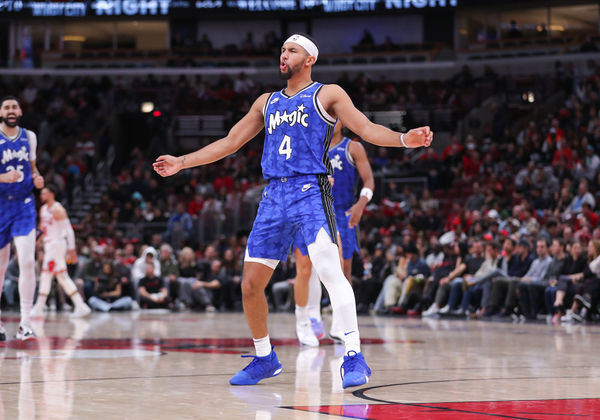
[291,398,600,419]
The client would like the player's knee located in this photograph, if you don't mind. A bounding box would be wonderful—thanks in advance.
[241,276,264,297]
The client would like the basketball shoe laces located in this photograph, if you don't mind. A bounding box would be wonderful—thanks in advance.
[240,354,269,379]
[340,351,371,380]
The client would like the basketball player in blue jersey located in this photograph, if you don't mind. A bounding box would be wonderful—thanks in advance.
[293,122,374,347]
[154,33,433,388]
[0,96,45,341]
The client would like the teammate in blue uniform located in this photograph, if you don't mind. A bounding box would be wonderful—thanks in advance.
[154,33,433,388]
[0,96,45,341]
[293,122,374,346]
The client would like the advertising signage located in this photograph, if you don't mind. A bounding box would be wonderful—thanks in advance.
[0,0,458,17]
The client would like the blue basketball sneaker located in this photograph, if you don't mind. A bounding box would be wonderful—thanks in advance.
[229,350,282,385]
[310,318,325,340]
[340,351,371,389]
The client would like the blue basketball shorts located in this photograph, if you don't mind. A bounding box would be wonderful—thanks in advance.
[334,206,360,260]
[247,174,338,262]
[0,195,36,249]
[292,206,360,259]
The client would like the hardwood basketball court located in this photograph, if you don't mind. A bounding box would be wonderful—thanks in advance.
[0,312,598,419]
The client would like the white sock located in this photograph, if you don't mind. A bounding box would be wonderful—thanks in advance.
[307,267,322,321]
[295,304,309,324]
[14,231,36,327]
[253,335,271,357]
[308,229,361,355]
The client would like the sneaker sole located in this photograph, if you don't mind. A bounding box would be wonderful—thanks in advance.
[343,375,369,389]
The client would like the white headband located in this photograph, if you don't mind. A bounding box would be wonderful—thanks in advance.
[284,34,319,63]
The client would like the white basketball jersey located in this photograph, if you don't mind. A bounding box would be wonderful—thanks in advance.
[40,202,65,244]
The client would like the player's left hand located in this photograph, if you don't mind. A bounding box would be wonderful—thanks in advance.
[404,126,433,148]
[33,174,44,189]
[67,249,78,264]
[346,201,366,228]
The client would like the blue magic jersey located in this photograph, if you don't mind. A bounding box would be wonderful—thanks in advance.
[0,128,33,200]
[329,137,357,210]
[262,82,336,180]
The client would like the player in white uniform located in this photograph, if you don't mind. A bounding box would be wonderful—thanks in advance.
[31,185,91,318]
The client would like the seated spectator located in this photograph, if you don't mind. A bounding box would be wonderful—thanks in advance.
[138,262,170,309]
[183,260,225,312]
[131,246,161,296]
[372,247,407,314]
[443,240,502,316]
[159,243,180,303]
[221,248,242,310]
[547,240,587,321]
[88,262,134,312]
[434,240,484,314]
[76,245,104,299]
[517,238,566,320]
[420,234,461,316]
[177,246,200,309]
[486,238,551,318]
[558,240,600,322]
[385,243,431,313]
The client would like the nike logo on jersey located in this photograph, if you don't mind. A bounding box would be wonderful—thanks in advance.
[24,197,31,204]
[301,184,312,192]
[270,97,280,104]
[330,154,343,171]
[300,94,312,98]
[267,104,309,135]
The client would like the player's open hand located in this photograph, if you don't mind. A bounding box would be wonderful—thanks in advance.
[404,126,433,148]
[346,201,366,228]
[153,155,182,177]
[33,173,44,189]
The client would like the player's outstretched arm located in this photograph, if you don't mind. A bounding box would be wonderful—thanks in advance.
[346,141,374,228]
[322,84,433,148]
[153,93,269,177]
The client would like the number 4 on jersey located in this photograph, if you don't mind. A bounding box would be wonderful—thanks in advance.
[278,135,292,160]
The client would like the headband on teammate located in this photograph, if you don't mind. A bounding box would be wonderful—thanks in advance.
[284,34,319,63]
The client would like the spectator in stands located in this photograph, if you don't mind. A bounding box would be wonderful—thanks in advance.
[561,239,600,322]
[354,29,375,52]
[166,202,193,249]
[520,238,567,320]
[138,262,170,310]
[177,247,199,308]
[550,240,588,321]
[222,248,242,310]
[565,179,596,216]
[76,245,105,299]
[443,240,502,316]
[131,246,161,296]
[487,239,551,318]
[88,262,134,312]
[385,242,431,313]
[159,244,180,304]
[183,259,225,312]
[507,20,523,39]
[435,240,484,314]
